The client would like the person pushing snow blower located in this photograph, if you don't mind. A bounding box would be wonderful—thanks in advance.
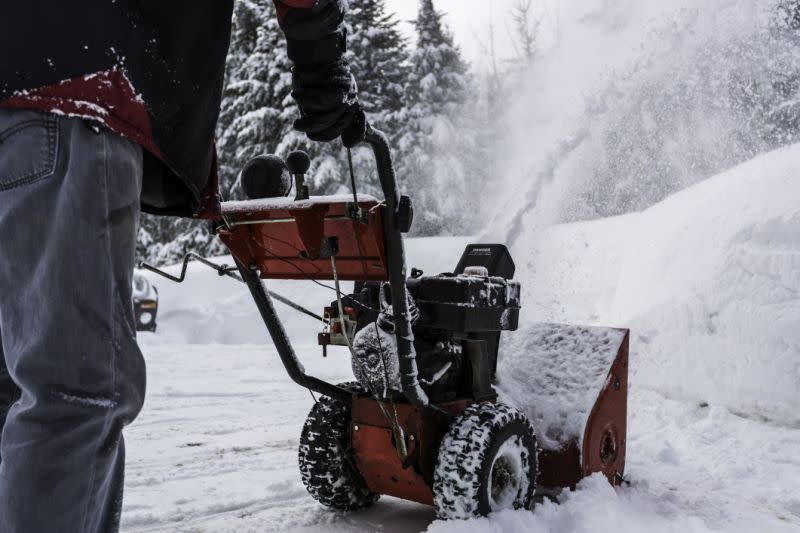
[0,2,360,531]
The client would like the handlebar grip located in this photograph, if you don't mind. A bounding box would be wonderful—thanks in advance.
[342,105,368,148]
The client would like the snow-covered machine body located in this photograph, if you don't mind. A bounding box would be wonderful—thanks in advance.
[211,124,630,518]
[341,244,520,402]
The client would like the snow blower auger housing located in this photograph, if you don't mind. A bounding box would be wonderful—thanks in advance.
[213,125,630,519]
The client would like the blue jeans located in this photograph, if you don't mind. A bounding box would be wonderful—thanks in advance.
[0,109,146,533]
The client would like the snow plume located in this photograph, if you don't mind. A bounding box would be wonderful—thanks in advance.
[476,0,800,428]
[485,0,796,243]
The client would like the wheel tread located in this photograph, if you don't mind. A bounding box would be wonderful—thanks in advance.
[298,383,379,511]
[433,402,538,519]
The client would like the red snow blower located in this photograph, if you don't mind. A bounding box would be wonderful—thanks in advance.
[146,124,629,519]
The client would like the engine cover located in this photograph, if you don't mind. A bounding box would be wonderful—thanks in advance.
[408,274,521,332]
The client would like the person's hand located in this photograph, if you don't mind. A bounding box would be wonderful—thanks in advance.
[291,59,366,146]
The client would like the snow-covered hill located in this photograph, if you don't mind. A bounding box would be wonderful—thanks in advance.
[125,144,800,532]
[506,143,800,427]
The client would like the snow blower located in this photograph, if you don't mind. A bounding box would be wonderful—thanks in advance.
[147,124,629,519]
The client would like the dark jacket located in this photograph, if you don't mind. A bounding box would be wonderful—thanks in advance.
[0,0,330,218]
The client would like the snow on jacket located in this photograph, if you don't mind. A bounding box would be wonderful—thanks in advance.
[0,0,336,219]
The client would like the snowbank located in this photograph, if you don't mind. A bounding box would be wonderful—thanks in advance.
[503,143,800,427]
[426,388,800,533]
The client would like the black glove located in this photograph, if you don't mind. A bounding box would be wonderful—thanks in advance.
[279,0,366,146]
[291,60,366,146]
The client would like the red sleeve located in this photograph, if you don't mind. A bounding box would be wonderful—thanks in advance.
[273,0,317,23]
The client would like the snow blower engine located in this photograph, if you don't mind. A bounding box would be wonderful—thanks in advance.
[191,124,630,519]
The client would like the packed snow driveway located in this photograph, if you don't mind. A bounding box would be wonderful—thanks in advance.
[121,342,799,533]
[121,342,435,532]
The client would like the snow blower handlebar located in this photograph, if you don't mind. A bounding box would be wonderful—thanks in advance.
[218,123,437,413]
[361,125,433,415]
[236,262,353,402]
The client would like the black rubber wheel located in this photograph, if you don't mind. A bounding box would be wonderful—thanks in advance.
[433,402,538,519]
[298,383,379,511]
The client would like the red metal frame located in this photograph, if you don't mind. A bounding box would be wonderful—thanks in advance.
[537,330,630,489]
[581,330,629,485]
[350,397,471,505]
[218,197,389,281]
[350,330,629,502]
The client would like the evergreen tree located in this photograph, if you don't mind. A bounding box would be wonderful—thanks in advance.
[346,0,409,120]
[510,0,540,66]
[313,0,411,197]
[217,0,291,199]
[396,0,471,235]
[405,0,467,114]
[777,0,800,31]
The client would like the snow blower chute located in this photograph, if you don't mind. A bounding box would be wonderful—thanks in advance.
[159,124,629,519]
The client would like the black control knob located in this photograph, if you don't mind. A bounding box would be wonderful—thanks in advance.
[286,150,311,175]
[241,155,291,200]
[286,150,311,200]
[397,195,414,233]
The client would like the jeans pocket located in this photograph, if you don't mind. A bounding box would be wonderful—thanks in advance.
[0,114,58,191]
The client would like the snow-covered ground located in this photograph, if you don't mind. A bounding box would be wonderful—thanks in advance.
[122,144,800,532]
